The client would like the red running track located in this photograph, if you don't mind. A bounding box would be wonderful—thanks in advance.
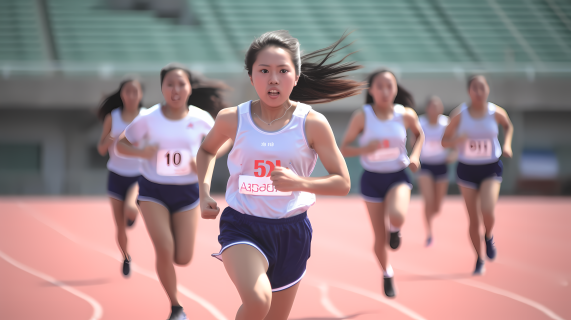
[0,196,569,320]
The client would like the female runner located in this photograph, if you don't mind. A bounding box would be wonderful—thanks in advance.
[442,75,513,275]
[97,78,143,277]
[416,96,454,246]
[197,30,362,320]
[340,70,424,298]
[117,64,229,320]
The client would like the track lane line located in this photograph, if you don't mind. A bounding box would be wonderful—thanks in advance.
[315,283,346,318]
[308,277,427,320]
[18,202,229,320]
[0,248,103,320]
[314,236,566,320]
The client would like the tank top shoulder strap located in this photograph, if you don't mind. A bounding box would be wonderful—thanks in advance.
[393,104,406,124]
[293,102,312,118]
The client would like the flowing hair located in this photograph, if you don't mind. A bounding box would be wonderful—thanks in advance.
[97,78,143,121]
[245,30,365,104]
[160,63,229,118]
[365,70,415,109]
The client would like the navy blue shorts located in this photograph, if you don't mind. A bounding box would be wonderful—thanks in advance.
[456,160,503,189]
[418,163,448,181]
[360,169,412,203]
[213,207,313,292]
[137,176,200,214]
[107,171,140,201]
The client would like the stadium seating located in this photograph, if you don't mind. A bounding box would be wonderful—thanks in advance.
[0,0,569,65]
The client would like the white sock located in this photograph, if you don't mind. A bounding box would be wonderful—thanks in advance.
[383,264,394,278]
[389,224,400,233]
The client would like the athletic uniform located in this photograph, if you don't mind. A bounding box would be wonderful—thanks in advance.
[107,108,141,201]
[213,101,317,292]
[124,104,214,213]
[456,102,503,189]
[359,104,412,203]
[418,114,449,181]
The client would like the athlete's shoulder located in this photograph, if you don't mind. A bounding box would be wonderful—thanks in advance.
[438,114,450,125]
[215,106,239,124]
[188,105,215,124]
[138,104,160,117]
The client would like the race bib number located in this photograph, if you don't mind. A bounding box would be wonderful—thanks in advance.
[239,175,292,196]
[465,139,492,159]
[423,140,444,156]
[367,148,400,162]
[156,149,191,176]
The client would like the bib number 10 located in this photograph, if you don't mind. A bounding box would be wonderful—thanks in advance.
[254,160,281,177]
[157,149,191,176]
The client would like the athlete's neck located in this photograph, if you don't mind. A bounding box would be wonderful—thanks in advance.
[468,101,488,118]
[121,106,139,123]
[162,103,189,120]
[428,114,439,125]
[252,99,296,129]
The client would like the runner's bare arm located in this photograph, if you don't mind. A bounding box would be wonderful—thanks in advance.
[494,106,514,158]
[442,113,465,148]
[404,107,424,172]
[197,107,238,219]
[339,109,377,157]
[97,114,114,156]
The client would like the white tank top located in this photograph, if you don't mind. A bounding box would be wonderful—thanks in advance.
[225,101,318,219]
[359,104,410,173]
[419,114,449,165]
[107,108,141,177]
[456,102,502,165]
[124,104,214,185]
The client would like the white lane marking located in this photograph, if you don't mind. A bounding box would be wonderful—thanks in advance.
[316,283,345,318]
[0,249,103,320]
[308,277,426,320]
[18,203,228,320]
[455,279,565,320]
[313,236,566,320]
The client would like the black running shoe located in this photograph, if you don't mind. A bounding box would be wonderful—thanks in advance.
[389,231,401,250]
[126,218,136,228]
[383,276,396,298]
[168,306,187,320]
[122,255,131,277]
[473,258,485,275]
[485,235,496,260]
[425,236,433,247]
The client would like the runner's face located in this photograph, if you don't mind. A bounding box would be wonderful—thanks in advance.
[426,98,443,120]
[161,69,192,109]
[369,72,398,108]
[250,46,299,108]
[468,76,489,106]
[120,80,143,111]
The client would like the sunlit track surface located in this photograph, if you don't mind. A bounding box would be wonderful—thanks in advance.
[0,196,569,319]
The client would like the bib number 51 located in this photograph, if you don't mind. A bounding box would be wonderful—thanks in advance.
[254,160,281,177]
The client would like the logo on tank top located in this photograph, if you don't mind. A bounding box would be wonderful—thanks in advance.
[187,123,194,128]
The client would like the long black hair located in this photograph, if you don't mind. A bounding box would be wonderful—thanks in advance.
[365,70,415,109]
[245,30,364,104]
[160,63,229,118]
[97,78,143,121]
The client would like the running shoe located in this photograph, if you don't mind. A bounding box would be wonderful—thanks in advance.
[485,235,497,260]
[425,236,433,247]
[168,306,187,320]
[389,231,401,250]
[122,255,131,277]
[383,276,396,298]
[473,258,485,275]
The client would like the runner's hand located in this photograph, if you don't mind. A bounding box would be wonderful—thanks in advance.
[270,167,301,192]
[200,196,220,220]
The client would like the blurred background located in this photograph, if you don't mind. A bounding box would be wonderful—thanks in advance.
[0,0,570,196]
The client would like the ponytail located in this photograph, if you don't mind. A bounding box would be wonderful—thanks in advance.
[365,70,415,109]
[245,30,364,104]
[97,78,143,121]
[160,63,229,118]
